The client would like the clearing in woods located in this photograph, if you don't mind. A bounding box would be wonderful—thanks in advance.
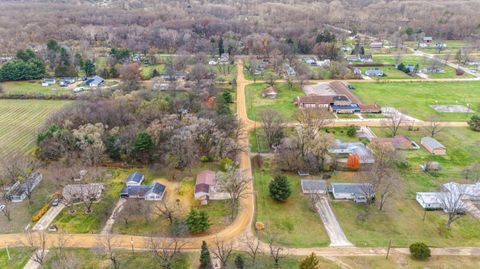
[0,99,69,157]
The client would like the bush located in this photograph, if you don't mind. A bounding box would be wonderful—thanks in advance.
[299,253,321,269]
[346,126,357,137]
[32,203,50,222]
[200,155,212,162]
[409,242,431,260]
[468,115,480,132]
[269,175,292,202]
[220,157,234,172]
[185,209,210,234]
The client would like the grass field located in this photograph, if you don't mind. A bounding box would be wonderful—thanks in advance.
[245,83,305,121]
[0,99,70,157]
[254,162,330,247]
[0,248,33,269]
[340,255,480,269]
[140,64,165,80]
[353,81,480,121]
[0,81,73,96]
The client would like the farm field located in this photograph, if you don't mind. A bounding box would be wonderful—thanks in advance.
[353,81,480,121]
[0,99,70,157]
[0,81,74,96]
[254,162,330,247]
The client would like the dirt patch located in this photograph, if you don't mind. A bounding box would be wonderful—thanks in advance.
[431,105,474,113]
[303,82,337,95]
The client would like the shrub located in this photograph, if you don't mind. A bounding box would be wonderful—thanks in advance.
[409,242,431,260]
[32,203,50,222]
[200,155,211,162]
[468,115,480,132]
[220,157,234,172]
[269,175,292,202]
[185,209,210,234]
[199,241,212,269]
[346,126,357,137]
[234,254,245,269]
[299,253,321,269]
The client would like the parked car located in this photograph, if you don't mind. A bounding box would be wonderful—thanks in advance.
[51,198,60,206]
[0,204,5,211]
[73,87,85,93]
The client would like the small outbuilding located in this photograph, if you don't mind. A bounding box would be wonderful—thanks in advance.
[421,137,446,155]
[261,86,278,98]
[416,192,443,210]
[301,179,327,194]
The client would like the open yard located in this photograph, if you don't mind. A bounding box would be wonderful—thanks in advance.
[340,255,480,269]
[0,248,33,269]
[254,162,330,247]
[140,64,165,80]
[0,81,74,96]
[329,126,480,247]
[353,81,480,121]
[245,82,305,121]
[0,99,70,157]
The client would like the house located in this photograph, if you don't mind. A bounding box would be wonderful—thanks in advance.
[358,104,382,114]
[85,75,104,87]
[443,182,480,201]
[416,192,444,210]
[360,54,373,63]
[422,67,444,73]
[372,135,419,150]
[194,170,229,205]
[369,42,383,49]
[219,53,229,64]
[332,95,351,106]
[6,172,43,203]
[316,59,330,67]
[42,78,56,87]
[303,57,317,65]
[285,65,296,77]
[62,183,104,202]
[365,69,384,76]
[421,137,446,155]
[296,95,333,109]
[160,72,188,81]
[330,103,360,114]
[126,172,145,186]
[330,183,374,203]
[301,179,327,194]
[353,68,362,75]
[330,139,375,164]
[423,36,433,43]
[261,86,278,98]
[120,183,166,201]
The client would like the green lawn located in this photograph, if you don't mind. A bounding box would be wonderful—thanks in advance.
[53,169,130,233]
[330,126,480,247]
[225,253,341,269]
[42,248,194,269]
[141,64,165,80]
[0,99,70,157]
[244,64,278,81]
[246,83,304,121]
[340,255,480,269]
[0,248,33,269]
[210,64,237,82]
[254,162,330,247]
[0,81,73,96]
[353,81,480,121]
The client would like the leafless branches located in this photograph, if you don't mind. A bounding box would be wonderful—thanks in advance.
[146,236,186,269]
[212,237,233,267]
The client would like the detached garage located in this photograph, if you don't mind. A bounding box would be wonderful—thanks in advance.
[421,137,446,156]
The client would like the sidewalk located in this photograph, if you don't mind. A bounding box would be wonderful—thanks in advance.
[101,198,126,234]
[32,204,65,231]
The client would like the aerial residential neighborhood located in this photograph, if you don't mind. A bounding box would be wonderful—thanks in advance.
[0,0,480,268]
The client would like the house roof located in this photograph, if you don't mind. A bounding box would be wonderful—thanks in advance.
[333,95,350,102]
[421,137,446,149]
[127,172,144,183]
[63,183,104,201]
[150,183,166,195]
[423,36,433,41]
[194,183,210,194]
[443,182,480,198]
[365,69,384,76]
[331,183,374,196]
[301,179,326,193]
[196,170,216,186]
[297,95,333,105]
[121,183,165,196]
[358,104,381,111]
[262,86,277,95]
[331,104,360,111]
[416,192,443,204]
[329,81,361,104]
[372,135,415,149]
[330,139,375,162]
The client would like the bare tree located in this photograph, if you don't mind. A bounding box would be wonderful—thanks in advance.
[384,112,404,137]
[212,237,233,267]
[368,141,400,210]
[80,184,102,214]
[426,117,443,138]
[243,234,260,267]
[146,236,186,269]
[96,233,120,269]
[24,231,48,265]
[462,163,480,183]
[267,234,287,266]
[154,198,182,225]
[260,109,285,150]
[294,108,329,157]
[50,232,79,269]
[218,166,251,220]
[439,184,466,229]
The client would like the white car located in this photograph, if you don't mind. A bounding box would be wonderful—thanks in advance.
[73,87,85,93]
[0,204,5,211]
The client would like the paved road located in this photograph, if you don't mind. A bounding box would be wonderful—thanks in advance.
[32,204,65,231]
[23,250,49,269]
[314,196,352,247]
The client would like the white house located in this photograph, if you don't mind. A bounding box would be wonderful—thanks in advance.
[416,192,444,210]
[330,183,374,203]
[7,172,43,203]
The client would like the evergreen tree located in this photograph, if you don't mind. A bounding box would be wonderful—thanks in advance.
[199,241,212,269]
[468,115,480,131]
[0,49,45,81]
[222,90,233,103]
[299,253,321,269]
[234,255,245,269]
[185,209,211,233]
[269,175,292,202]
[218,37,225,56]
[82,59,96,76]
[134,131,154,162]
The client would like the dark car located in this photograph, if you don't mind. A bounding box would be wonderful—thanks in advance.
[51,198,60,206]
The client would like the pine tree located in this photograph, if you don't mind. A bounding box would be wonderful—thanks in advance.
[134,131,155,163]
[299,253,320,269]
[218,37,225,56]
[269,175,292,202]
[200,241,212,269]
[234,254,245,269]
[185,209,211,233]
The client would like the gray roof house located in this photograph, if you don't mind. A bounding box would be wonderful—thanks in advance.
[330,183,374,203]
[329,139,375,164]
[126,172,145,186]
[7,172,43,203]
[421,137,446,155]
[416,192,444,210]
[120,183,166,201]
[85,75,104,87]
[365,69,384,76]
[301,179,327,194]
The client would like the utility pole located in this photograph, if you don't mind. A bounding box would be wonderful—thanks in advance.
[386,240,392,259]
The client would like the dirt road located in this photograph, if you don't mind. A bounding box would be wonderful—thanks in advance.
[315,196,352,247]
